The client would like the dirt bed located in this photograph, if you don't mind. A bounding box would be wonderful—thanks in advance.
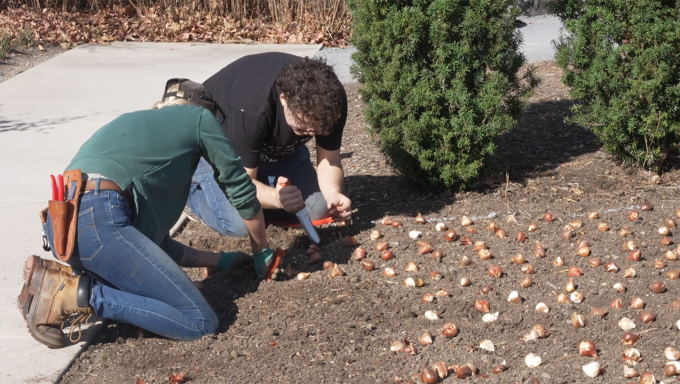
[60,62,680,384]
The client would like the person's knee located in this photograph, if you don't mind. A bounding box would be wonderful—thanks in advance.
[202,310,220,336]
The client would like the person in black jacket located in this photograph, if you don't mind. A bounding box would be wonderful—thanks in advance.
[186,52,352,238]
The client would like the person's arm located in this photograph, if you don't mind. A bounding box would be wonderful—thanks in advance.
[244,167,306,213]
[316,145,352,220]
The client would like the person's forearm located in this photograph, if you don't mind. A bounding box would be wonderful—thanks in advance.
[242,209,268,253]
[251,178,283,210]
[316,160,345,202]
[178,245,221,268]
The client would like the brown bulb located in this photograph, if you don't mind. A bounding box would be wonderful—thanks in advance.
[564,277,576,292]
[478,249,492,260]
[488,265,502,278]
[474,300,490,313]
[445,229,458,242]
[455,365,472,380]
[589,257,602,267]
[381,250,394,260]
[459,256,473,266]
[375,241,388,251]
[418,331,433,346]
[650,281,666,293]
[667,270,680,280]
[588,211,599,220]
[662,237,674,246]
[323,260,334,270]
[622,333,640,345]
[654,259,666,269]
[534,241,547,258]
[479,284,494,294]
[578,246,591,257]
[343,237,358,246]
[567,266,583,277]
[641,201,653,211]
[353,247,366,261]
[556,293,570,304]
[495,229,507,239]
[418,245,432,254]
[491,364,506,374]
[597,222,610,231]
[528,222,538,232]
[391,220,403,228]
[667,219,677,228]
[422,293,434,303]
[631,297,645,309]
[543,213,555,222]
[459,277,471,287]
[460,236,473,246]
[641,311,656,323]
[309,252,323,264]
[430,271,443,280]
[521,276,533,288]
[553,256,565,266]
[436,289,450,298]
[591,307,608,318]
[629,210,640,221]
[610,298,623,308]
[361,259,375,271]
[629,249,642,261]
[431,249,443,260]
[442,322,459,338]
[415,213,426,224]
[420,364,438,384]
[521,264,535,274]
[562,227,574,240]
[473,241,487,251]
[604,262,619,272]
[516,231,527,242]
[465,227,477,234]
[672,300,680,310]
[487,221,499,232]
[579,340,598,359]
[329,263,345,278]
[369,230,382,240]
[511,254,526,264]
[665,250,678,261]
[571,312,586,328]
[380,217,391,226]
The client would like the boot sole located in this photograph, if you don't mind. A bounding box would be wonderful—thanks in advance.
[26,265,64,349]
[17,255,42,320]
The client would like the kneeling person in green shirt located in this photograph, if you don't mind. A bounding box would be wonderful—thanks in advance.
[18,79,274,349]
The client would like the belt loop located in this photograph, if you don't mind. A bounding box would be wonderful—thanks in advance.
[94,179,101,196]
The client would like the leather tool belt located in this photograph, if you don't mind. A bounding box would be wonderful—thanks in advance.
[41,170,133,262]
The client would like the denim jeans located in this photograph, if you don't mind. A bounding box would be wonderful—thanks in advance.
[44,188,218,341]
[187,146,328,237]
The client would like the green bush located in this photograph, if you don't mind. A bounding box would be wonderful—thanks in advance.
[348,0,537,190]
[552,0,680,172]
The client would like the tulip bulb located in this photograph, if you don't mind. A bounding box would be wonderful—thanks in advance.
[488,265,502,277]
[420,364,438,384]
[482,312,499,323]
[461,216,473,226]
[613,282,626,294]
[629,210,640,221]
[665,251,678,261]
[619,317,636,331]
[473,241,486,251]
[296,272,311,281]
[556,293,570,304]
[375,241,388,251]
[588,211,599,220]
[418,332,433,346]
[629,249,642,261]
[422,293,434,303]
[650,282,666,293]
[654,259,666,269]
[630,297,645,309]
[536,302,550,313]
[445,229,458,242]
[435,222,447,231]
[361,259,375,271]
[405,262,418,272]
[597,222,609,231]
[665,347,680,361]
[553,256,565,266]
[521,264,535,274]
[571,291,584,304]
[641,201,653,211]
[605,262,619,273]
[424,310,440,321]
[460,277,471,287]
[565,277,576,292]
[610,298,623,308]
[511,254,526,264]
[659,226,670,236]
[572,312,586,328]
[383,267,396,277]
[667,218,677,228]
[415,213,426,224]
[525,353,542,368]
[591,307,608,318]
[589,257,602,267]
[640,311,656,323]
[508,291,522,304]
[442,322,458,338]
[567,266,583,277]
[623,365,639,378]
[534,241,546,258]
[431,362,448,379]
[521,276,533,288]
[543,213,555,222]
[474,300,490,313]
[528,222,538,232]
[478,249,492,260]
[435,289,450,298]
[623,347,642,365]
[479,339,495,352]
[459,255,472,266]
[579,340,598,359]
[623,267,636,278]
[665,361,680,377]
[408,230,421,240]
[516,231,527,242]
[582,361,602,378]
[622,333,640,345]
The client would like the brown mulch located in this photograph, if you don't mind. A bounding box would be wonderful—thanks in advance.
[52,62,680,384]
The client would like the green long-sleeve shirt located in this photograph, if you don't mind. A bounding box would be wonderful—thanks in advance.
[68,105,260,260]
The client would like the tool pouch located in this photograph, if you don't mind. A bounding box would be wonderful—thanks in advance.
[48,169,82,262]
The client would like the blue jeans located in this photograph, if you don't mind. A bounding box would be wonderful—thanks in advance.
[187,146,328,237]
[44,188,218,341]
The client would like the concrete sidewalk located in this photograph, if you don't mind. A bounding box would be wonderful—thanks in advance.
[0,14,561,384]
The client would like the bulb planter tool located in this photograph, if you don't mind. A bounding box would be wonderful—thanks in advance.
[271,177,321,245]
[265,248,286,282]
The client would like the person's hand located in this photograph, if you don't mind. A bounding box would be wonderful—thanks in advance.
[275,176,306,213]
[253,247,275,280]
[223,252,255,279]
[327,192,352,221]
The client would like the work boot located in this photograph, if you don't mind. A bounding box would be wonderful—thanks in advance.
[18,255,77,320]
[26,264,94,349]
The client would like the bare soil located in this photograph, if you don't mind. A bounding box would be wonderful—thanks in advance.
[58,62,680,384]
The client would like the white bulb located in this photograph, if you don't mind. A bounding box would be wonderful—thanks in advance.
[408,230,421,239]
[665,347,680,361]
[535,302,550,313]
[435,223,446,231]
[619,317,636,331]
[582,361,601,378]
[424,310,440,321]
[482,312,499,323]
[479,340,495,352]
[404,277,416,287]
[525,353,542,368]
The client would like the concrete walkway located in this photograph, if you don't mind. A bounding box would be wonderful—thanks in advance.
[0,15,561,384]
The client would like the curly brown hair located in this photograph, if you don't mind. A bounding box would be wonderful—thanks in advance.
[276,57,344,136]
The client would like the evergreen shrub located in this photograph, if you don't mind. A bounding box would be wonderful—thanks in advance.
[552,0,680,171]
[348,0,537,189]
